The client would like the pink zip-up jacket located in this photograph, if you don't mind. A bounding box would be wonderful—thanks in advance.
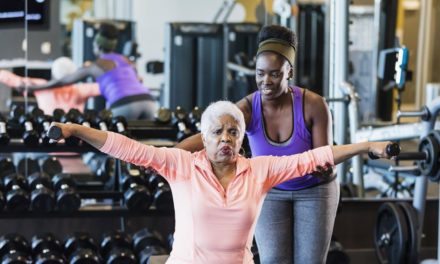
[100,132,334,264]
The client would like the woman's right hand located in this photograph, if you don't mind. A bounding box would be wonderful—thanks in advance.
[48,122,73,141]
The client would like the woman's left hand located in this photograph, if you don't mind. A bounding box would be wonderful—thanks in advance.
[368,141,394,159]
[312,162,334,181]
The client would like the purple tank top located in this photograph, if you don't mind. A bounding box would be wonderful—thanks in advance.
[96,53,150,105]
[246,86,321,190]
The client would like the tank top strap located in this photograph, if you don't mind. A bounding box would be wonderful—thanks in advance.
[291,86,311,140]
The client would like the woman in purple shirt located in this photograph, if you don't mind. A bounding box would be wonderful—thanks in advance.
[178,25,335,264]
[24,22,158,120]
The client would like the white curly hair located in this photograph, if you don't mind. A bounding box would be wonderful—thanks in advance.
[200,100,245,140]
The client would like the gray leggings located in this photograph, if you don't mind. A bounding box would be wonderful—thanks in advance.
[255,180,340,264]
[110,99,158,120]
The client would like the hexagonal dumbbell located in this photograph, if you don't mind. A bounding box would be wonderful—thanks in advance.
[100,230,137,264]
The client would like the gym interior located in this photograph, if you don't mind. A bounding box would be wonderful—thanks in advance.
[0,0,439,263]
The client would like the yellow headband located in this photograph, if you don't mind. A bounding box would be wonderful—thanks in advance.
[257,38,296,66]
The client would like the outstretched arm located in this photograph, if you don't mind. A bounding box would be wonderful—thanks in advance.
[258,141,394,188]
[48,123,192,181]
[24,65,101,91]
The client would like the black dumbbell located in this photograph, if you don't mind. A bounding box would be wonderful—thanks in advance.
[9,105,25,122]
[146,172,173,211]
[111,116,130,137]
[19,114,39,147]
[100,230,137,264]
[17,157,40,176]
[52,109,65,122]
[52,174,81,213]
[35,113,56,146]
[74,110,93,128]
[64,233,101,264]
[155,108,172,124]
[31,233,66,264]
[39,156,63,177]
[2,171,30,212]
[59,109,82,146]
[91,110,112,131]
[87,155,114,185]
[368,142,401,159]
[132,229,167,264]
[188,106,202,133]
[120,163,153,211]
[0,233,32,263]
[172,106,192,142]
[0,113,10,146]
[27,172,55,212]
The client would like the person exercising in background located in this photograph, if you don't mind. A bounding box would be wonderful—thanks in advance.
[22,22,158,120]
[177,25,337,263]
[0,57,100,114]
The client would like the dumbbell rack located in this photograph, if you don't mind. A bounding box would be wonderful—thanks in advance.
[0,125,178,220]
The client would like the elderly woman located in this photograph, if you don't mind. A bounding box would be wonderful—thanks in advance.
[49,101,393,264]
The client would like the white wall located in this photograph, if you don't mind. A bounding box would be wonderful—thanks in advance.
[132,0,245,90]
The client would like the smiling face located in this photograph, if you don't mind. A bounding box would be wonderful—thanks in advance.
[255,51,292,100]
[202,114,243,164]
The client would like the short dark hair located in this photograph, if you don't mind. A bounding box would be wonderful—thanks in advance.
[258,25,297,50]
[98,22,118,40]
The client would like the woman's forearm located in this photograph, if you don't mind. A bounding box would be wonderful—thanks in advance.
[331,141,391,164]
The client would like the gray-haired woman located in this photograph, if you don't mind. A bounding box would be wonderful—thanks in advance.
[48,101,394,264]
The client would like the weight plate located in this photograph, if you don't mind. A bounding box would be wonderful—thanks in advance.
[427,131,440,182]
[418,134,439,181]
[398,202,419,264]
[375,202,408,264]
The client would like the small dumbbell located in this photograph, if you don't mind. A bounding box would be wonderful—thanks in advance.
[120,163,153,211]
[39,156,63,177]
[100,230,137,264]
[172,106,192,142]
[19,114,39,147]
[52,174,81,213]
[0,233,32,263]
[27,172,55,212]
[111,116,130,137]
[35,114,56,146]
[3,173,30,212]
[64,233,101,264]
[17,157,40,176]
[31,233,65,263]
[155,108,172,124]
[146,172,173,211]
[188,106,202,132]
[0,113,10,146]
[132,229,168,264]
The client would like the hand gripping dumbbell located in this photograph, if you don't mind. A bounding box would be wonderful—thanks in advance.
[132,228,168,264]
[59,109,82,146]
[0,113,10,146]
[188,106,202,133]
[100,230,137,264]
[19,114,39,147]
[35,113,56,146]
[120,163,153,211]
[0,233,32,263]
[52,174,81,213]
[146,172,173,211]
[172,106,192,142]
[27,172,55,212]
[31,233,66,264]
[64,233,101,264]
